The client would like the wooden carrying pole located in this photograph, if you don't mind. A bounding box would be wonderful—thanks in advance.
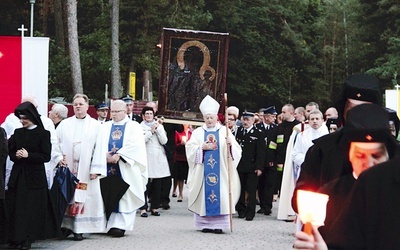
[224,93,233,232]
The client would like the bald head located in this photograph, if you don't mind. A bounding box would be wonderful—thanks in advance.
[325,107,338,120]
[146,101,158,113]
[22,96,38,108]
[111,100,127,111]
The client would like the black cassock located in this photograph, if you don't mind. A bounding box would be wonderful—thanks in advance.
[7,126,57,241]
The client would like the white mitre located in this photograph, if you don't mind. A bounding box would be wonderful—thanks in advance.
[199,95,220,115]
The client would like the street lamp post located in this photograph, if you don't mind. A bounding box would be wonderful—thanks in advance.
[30,0,36,37]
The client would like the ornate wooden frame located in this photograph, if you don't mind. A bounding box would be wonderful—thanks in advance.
[158,28,229,121]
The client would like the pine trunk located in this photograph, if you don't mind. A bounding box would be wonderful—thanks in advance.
[110,0,122,98]
[67,0,83,94]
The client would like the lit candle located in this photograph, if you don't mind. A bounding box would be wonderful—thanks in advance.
[297,190,329,235]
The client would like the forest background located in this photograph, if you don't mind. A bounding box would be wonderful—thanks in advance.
[1,0,399,112]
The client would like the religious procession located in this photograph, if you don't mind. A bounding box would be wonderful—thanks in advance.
[1,72,400,250]
[1,1,400,249]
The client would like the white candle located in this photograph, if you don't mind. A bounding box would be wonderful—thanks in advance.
[297,190,329,227]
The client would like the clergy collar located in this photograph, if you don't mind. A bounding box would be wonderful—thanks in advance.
[113,116,129,125]
[202,123,222,132]
[27,124,37,130]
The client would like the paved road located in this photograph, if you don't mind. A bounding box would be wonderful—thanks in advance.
[19,188,296,250]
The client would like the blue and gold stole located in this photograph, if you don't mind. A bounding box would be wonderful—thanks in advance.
[107,124,127,177]
[107,123,127,212]
[203,129,221,216]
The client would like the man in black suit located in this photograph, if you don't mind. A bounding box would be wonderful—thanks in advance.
[256,106,278,215]
[122,95,142,123]
[235,110,266,221]
[94,102,109,124]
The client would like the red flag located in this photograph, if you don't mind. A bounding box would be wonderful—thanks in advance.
[0,36,22,123]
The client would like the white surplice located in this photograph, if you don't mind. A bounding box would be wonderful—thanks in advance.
[56,114,106,233]
[185,123,242,218]
[277,124,328,220]
[92,117,148,231]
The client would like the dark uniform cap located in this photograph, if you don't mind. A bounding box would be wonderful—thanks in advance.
[262,106,277,115]
[343,74,381,104]
[242,110,255,118]
[122,95,134,104]
[343,104,398,157]
[95,102,108,110]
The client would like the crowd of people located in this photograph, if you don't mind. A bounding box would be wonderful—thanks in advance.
[0,73,399,249]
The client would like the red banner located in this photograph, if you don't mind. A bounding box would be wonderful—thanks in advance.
[0,36,22,123]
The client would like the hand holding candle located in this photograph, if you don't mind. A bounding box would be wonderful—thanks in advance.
[297,190,329,235]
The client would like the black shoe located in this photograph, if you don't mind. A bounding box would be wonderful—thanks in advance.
[15,240,31,250]
[264,209,272,215]
[172,193,177,197]
[257,208,265,214]
[151,210,160,216]
[245,217,254,221]
[73,233,83,241]
[284,215,296,222]
[8,241,20,249]
[140,212,148,217]
[238,213,245,218]
[108,228,125,237]
[213,229,223,234]
[201,228,213,233]
[60,228,73,239]
[19,240,31,250]
[162,204,170,210]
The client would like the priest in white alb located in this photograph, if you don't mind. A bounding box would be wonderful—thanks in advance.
[55,94,105,241]
[92,100,147,237]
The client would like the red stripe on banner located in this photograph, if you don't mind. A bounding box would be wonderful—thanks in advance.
[0,36,22,123]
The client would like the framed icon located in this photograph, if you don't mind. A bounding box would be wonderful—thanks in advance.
[158,28,229,121]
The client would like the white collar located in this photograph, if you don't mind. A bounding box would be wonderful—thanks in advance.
[27,124,37,130]
[113,116,129,125]
[202,123,222,132]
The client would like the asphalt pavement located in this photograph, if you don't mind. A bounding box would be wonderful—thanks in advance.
[8,187,296,250]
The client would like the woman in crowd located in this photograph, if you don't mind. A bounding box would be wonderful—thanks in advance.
[6,102,56,249]
[172,124,192,202]
[141,106,170,216]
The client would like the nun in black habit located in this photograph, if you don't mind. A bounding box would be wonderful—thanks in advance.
[6,102,57,249]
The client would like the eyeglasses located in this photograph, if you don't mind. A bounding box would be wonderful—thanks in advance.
[98,109,108,112]
[110,110,125,114]
[228,118,235,121]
